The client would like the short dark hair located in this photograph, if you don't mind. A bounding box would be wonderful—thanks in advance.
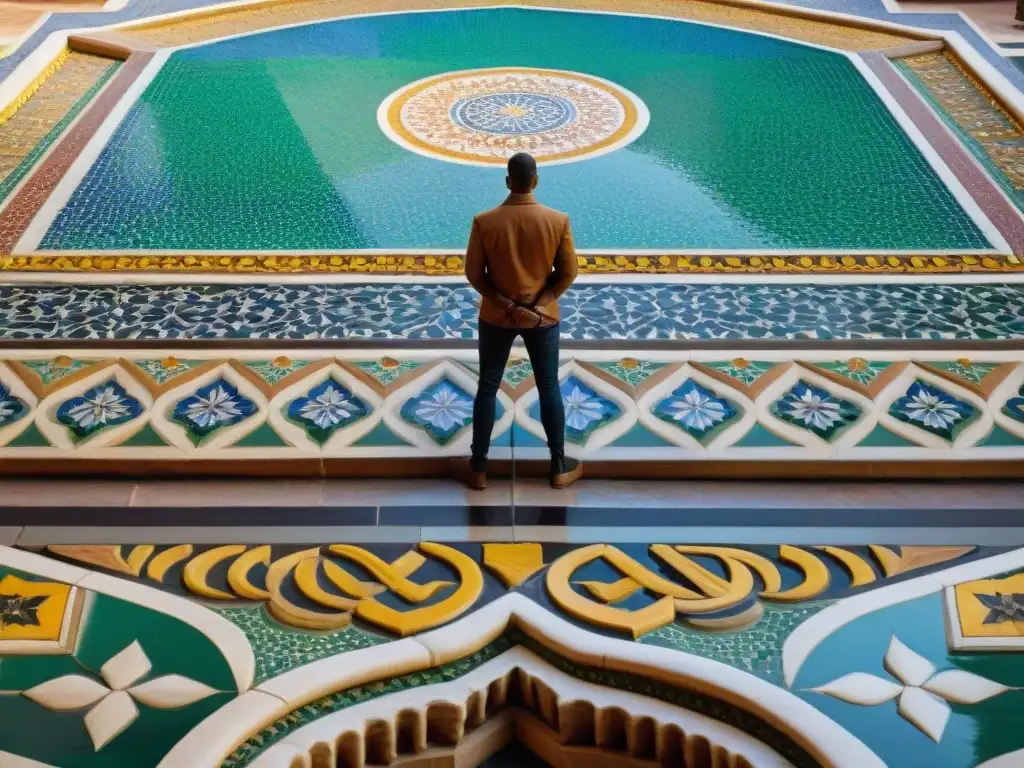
[507,153,537,190]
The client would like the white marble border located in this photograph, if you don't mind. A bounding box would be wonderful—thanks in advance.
[782,547,1024,688]
[0,545,255,694]
[161,592,884,768]
[251,644,795,767]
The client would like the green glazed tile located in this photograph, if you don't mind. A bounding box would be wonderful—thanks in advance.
[5,423,51,448]
[232,422,290,447]
[733,423,799,447]
[120,422,170,447]
[856,424,919,448]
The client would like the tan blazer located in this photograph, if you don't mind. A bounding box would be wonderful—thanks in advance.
[465,193,578,329]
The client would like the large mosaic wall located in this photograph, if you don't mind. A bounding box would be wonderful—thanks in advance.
[0,350,1022,464]
[2,541,1022,767]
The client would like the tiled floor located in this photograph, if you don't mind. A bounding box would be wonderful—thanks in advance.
[3,282,1023,341]
[2,0,1024,766]
[1,477,1020,508]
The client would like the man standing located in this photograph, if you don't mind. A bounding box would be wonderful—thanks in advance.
[453,153,582,490]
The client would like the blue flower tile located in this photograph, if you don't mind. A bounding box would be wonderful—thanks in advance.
[772,380,860,441]
[0,383,28,430]
[652,379,739,445]
[400,377,475,445]
[286,378,368,445]
[171,378,257,446]
[889,379,975,441]
[529,375,621,445]
[1003,384,1024,426]
[56,379,143,442]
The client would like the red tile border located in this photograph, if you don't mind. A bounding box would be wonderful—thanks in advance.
[860,51,1024,255]
[0,52,153,255]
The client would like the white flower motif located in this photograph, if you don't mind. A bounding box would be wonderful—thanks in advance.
[0,398,14,422]
[810,636,1013,742]
[785,388,842,431]
[64,386,130,429]
[666,388,726,432]
[415,383,472,432]
[564,385,605,432]
[184,385,242,428]
[299,384,357,429]
[22,640,218,751]
[903,390,963,430]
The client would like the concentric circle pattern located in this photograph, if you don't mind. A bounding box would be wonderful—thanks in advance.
[379,67,649,165]
[450,92,577,135]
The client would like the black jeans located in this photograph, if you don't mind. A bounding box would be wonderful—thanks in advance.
[471,320,564,467]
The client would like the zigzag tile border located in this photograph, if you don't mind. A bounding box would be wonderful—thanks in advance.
[1,348,1023,465]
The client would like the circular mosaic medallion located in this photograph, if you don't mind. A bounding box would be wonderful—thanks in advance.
[378,67,649,166]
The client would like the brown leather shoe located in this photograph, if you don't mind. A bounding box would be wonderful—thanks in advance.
[550,458,583,489]
[451,458,487,490]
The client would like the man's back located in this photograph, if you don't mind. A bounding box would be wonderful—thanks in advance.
[455,152,584,492]
[465,192,577,328]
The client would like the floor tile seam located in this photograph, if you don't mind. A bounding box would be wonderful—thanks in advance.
[3,505,1023,520]
[509,524,1024,544]
[10,523,1024,544]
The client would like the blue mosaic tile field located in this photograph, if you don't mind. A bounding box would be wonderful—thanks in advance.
[0,282,1021,341]
[38,9,987,251]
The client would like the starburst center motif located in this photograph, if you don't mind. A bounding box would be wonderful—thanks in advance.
[976,591,1024,624]
[0,593,47,629]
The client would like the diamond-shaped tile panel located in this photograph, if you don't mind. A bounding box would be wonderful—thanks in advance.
[21,357,89,387]
[593,359,667,389]
[772,380,860,441]
[0,382,29,428]
[889,379,976,442]
[400,377,475,445]
[651,379,740,445]
[55,379,144,442]
[702,359,773,387]
[815,359,892,387]
[171,378,257,446]
[352,358,423,388]
[128,675,218,708]
[133,358,206,386]
[23,675,109,711]
[929,359,1001,386]
[100,640,152,691]
[503,358,534,389]
[1003,383,1024,425]
[84,690,138,750]
[286,378,369,445]
[532,374,622,445]
[242,357,311,387]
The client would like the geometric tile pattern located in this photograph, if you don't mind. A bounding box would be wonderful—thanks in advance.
[0,352,1019,458]
[888,379,976,442]
[651,379,740,445]
[1,283,1024,341]
[772,380,861,440]
[899,52,1024,212]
